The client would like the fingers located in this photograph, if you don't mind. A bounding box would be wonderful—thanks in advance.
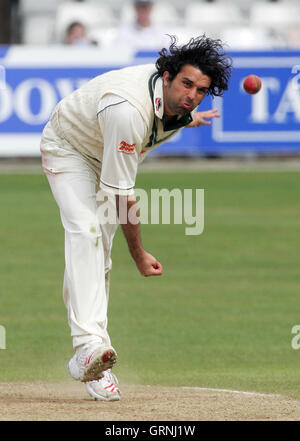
[194,118,211,127]
[139,260,163,277]
[145,261,163,276]
[191,109,221,127]
[152,261,163,275]
[205,109,220,119]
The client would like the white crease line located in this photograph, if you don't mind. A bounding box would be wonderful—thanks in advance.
[182,387,281,397]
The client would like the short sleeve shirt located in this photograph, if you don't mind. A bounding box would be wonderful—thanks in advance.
[97,75,194,196]
[97,94,147,196]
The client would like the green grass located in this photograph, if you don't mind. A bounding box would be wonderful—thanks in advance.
[1,170,300,397]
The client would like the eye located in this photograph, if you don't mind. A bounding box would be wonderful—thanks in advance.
[183,80,192,88]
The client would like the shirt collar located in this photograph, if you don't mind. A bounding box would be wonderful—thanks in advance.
[153,75,164,119]
[149,72,193,131]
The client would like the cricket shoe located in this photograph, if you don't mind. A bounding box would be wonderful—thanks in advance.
[68,341,117,383]
[86,369,121,401]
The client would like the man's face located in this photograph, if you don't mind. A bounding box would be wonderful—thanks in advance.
[66,24,87,44]
[163,65,211,117]
[135,4,153,27]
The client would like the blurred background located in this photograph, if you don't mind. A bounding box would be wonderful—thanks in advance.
[0,0,300,159]
[1,0,300,49]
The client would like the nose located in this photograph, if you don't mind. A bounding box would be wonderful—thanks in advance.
[187,88,197,102]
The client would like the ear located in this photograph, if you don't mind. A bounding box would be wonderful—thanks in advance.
[163,71,170,87]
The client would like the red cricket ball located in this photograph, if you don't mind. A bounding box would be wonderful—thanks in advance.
[243,75,262,94]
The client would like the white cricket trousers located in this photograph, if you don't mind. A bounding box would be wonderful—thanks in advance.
[40,122,119,349]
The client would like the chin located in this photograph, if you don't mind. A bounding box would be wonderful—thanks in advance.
[179,109,189,116]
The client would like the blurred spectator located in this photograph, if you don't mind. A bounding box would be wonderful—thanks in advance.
[113,0,169,51]
[135,0,153,28]
[64,21,97,46]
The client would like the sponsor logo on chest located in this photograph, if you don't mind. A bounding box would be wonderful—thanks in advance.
[118,141,136,154]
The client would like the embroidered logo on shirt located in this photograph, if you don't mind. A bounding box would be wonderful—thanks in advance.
[155,97,161,112]
[118,141,136,154]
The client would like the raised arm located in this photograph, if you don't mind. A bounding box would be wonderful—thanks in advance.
[186,108,221,128]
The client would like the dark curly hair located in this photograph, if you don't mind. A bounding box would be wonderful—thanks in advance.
[155,35,232,97]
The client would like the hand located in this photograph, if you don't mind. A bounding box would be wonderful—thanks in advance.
[134,250,163,277]
[186,108,220,127]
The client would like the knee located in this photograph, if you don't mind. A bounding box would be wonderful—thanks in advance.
[87,222,102,247]
[64,218,102,247]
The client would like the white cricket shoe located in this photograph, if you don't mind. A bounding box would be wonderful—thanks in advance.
[68,341,117,383]
[86,369,121,401]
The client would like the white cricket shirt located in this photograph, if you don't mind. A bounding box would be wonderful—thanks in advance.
[97,75,193,196]
[42,65,194,196]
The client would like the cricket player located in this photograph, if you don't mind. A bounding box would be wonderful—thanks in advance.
[40,35,231,401]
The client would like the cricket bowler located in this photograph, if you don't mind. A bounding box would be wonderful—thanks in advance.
[40,35,232,401]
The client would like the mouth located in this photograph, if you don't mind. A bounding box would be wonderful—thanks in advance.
[181,102,192,111]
